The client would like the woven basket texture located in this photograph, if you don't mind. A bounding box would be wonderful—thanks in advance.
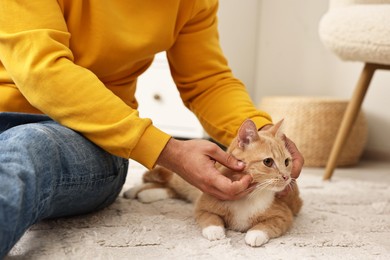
[259,96,368,167]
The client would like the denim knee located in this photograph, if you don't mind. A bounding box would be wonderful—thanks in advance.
[2,122,67,218]
[4,121,129,218]
[0,122,62,257]
[0,120,128,257]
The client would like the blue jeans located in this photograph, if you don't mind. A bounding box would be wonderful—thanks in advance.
[0,113,129,258]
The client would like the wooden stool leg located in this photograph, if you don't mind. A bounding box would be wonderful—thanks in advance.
[323,63,376,180]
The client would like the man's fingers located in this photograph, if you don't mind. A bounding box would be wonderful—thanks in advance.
[292,156,304,179]
[206,171,252,200]
[284,136,304,179]
[276,187,289,198]
[206,143,245,171]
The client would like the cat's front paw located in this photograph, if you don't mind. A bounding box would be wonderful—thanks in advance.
[137,188,171,203]
[123,185,171,204]
[123,185,143,199]
[245,230,269,247]
[202,225,226,241]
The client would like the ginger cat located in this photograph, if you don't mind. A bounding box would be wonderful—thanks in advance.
[125,119,302,247]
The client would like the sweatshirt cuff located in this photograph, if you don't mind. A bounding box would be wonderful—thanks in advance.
[129,125,172,169]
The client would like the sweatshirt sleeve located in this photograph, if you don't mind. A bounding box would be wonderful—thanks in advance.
[0,1,171,169]
[167,0,272,147]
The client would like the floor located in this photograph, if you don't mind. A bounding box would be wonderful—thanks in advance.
[6,160,390,260]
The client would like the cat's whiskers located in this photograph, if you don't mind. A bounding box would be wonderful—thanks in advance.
[249,177,289,200]
[254,179,275,188]
[248,187,267,199]
[247,181,272,198]
[252,184,270,193]
[255,175,294,194]
[250,178,280,196]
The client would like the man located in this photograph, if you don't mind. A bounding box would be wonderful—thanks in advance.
[0,0,303,257]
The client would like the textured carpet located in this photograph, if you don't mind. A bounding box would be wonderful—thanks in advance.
[7,161,390,260]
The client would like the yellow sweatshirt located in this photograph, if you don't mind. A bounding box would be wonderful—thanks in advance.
[0,0,272,169]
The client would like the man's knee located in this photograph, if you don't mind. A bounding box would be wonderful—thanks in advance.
[8,122,68,155]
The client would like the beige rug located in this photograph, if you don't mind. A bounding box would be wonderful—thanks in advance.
[7,161,390,260]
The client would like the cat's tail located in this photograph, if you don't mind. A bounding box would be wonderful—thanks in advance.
[143,166,202,203]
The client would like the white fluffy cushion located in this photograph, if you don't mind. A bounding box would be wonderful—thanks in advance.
[319,5,390,65]
[330,0,390,8]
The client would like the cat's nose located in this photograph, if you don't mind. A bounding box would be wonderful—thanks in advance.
[282,175,289,181]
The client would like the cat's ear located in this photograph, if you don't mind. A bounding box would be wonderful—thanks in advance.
[268,119,285,138]
[237,119,260,149]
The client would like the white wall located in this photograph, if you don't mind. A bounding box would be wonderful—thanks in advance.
[217,0,259,92]
[217,0,390,159]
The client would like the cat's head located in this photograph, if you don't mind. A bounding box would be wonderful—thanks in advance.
[229,119,293,192]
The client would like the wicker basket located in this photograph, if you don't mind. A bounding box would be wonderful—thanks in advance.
[258,96,368,167]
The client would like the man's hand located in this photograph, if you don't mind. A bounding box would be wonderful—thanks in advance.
[156,138,254,200]
[277,135,304,197]
[284,135,304,180]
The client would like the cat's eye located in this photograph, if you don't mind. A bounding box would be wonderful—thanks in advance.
[285,158,290,167]
[263,158,274,167]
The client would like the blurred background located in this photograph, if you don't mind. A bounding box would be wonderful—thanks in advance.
[217,0,390,162]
